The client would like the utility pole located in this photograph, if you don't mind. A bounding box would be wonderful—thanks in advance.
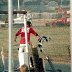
[17,0,20,17]
[8,0,13,71]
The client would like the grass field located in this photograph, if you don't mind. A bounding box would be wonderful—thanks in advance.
[0,26,70,64]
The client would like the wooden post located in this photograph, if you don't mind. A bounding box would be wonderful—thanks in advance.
[1,47,5,72]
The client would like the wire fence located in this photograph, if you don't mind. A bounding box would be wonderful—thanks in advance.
[0,0,70,72]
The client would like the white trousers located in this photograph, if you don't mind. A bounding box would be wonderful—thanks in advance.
[18,44,29,68]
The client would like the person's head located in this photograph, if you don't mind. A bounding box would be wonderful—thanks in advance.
[26,21,32,27]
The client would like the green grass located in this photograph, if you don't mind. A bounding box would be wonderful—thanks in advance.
[0,26,70,63]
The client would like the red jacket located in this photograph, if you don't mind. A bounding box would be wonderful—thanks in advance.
[16,27,38,44]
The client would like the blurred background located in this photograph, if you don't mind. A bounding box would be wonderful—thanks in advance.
[0,0,70,72]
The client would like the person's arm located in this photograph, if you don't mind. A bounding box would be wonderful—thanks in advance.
[14,34,18,42]
[30,27,42,40]
[14,28,21,42]
[36,34,42,40]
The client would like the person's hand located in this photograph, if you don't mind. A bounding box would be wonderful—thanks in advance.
[38,36,42,41]
[14,39,19,46]
[14,39,17,42]
[14,36,17,42]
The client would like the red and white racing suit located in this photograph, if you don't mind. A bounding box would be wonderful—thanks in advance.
[15,26,38,67]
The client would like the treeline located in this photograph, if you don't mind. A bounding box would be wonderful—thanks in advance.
[0,0,70,5]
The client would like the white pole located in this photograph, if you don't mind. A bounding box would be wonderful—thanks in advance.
[61,0,62,6]
[17,0,20,17]
[1,47,5,71]
[8,0,13,71]
[23,14,28,52]
[70,0,72,71]
[23,14,30,68]
[18,0,20,11]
